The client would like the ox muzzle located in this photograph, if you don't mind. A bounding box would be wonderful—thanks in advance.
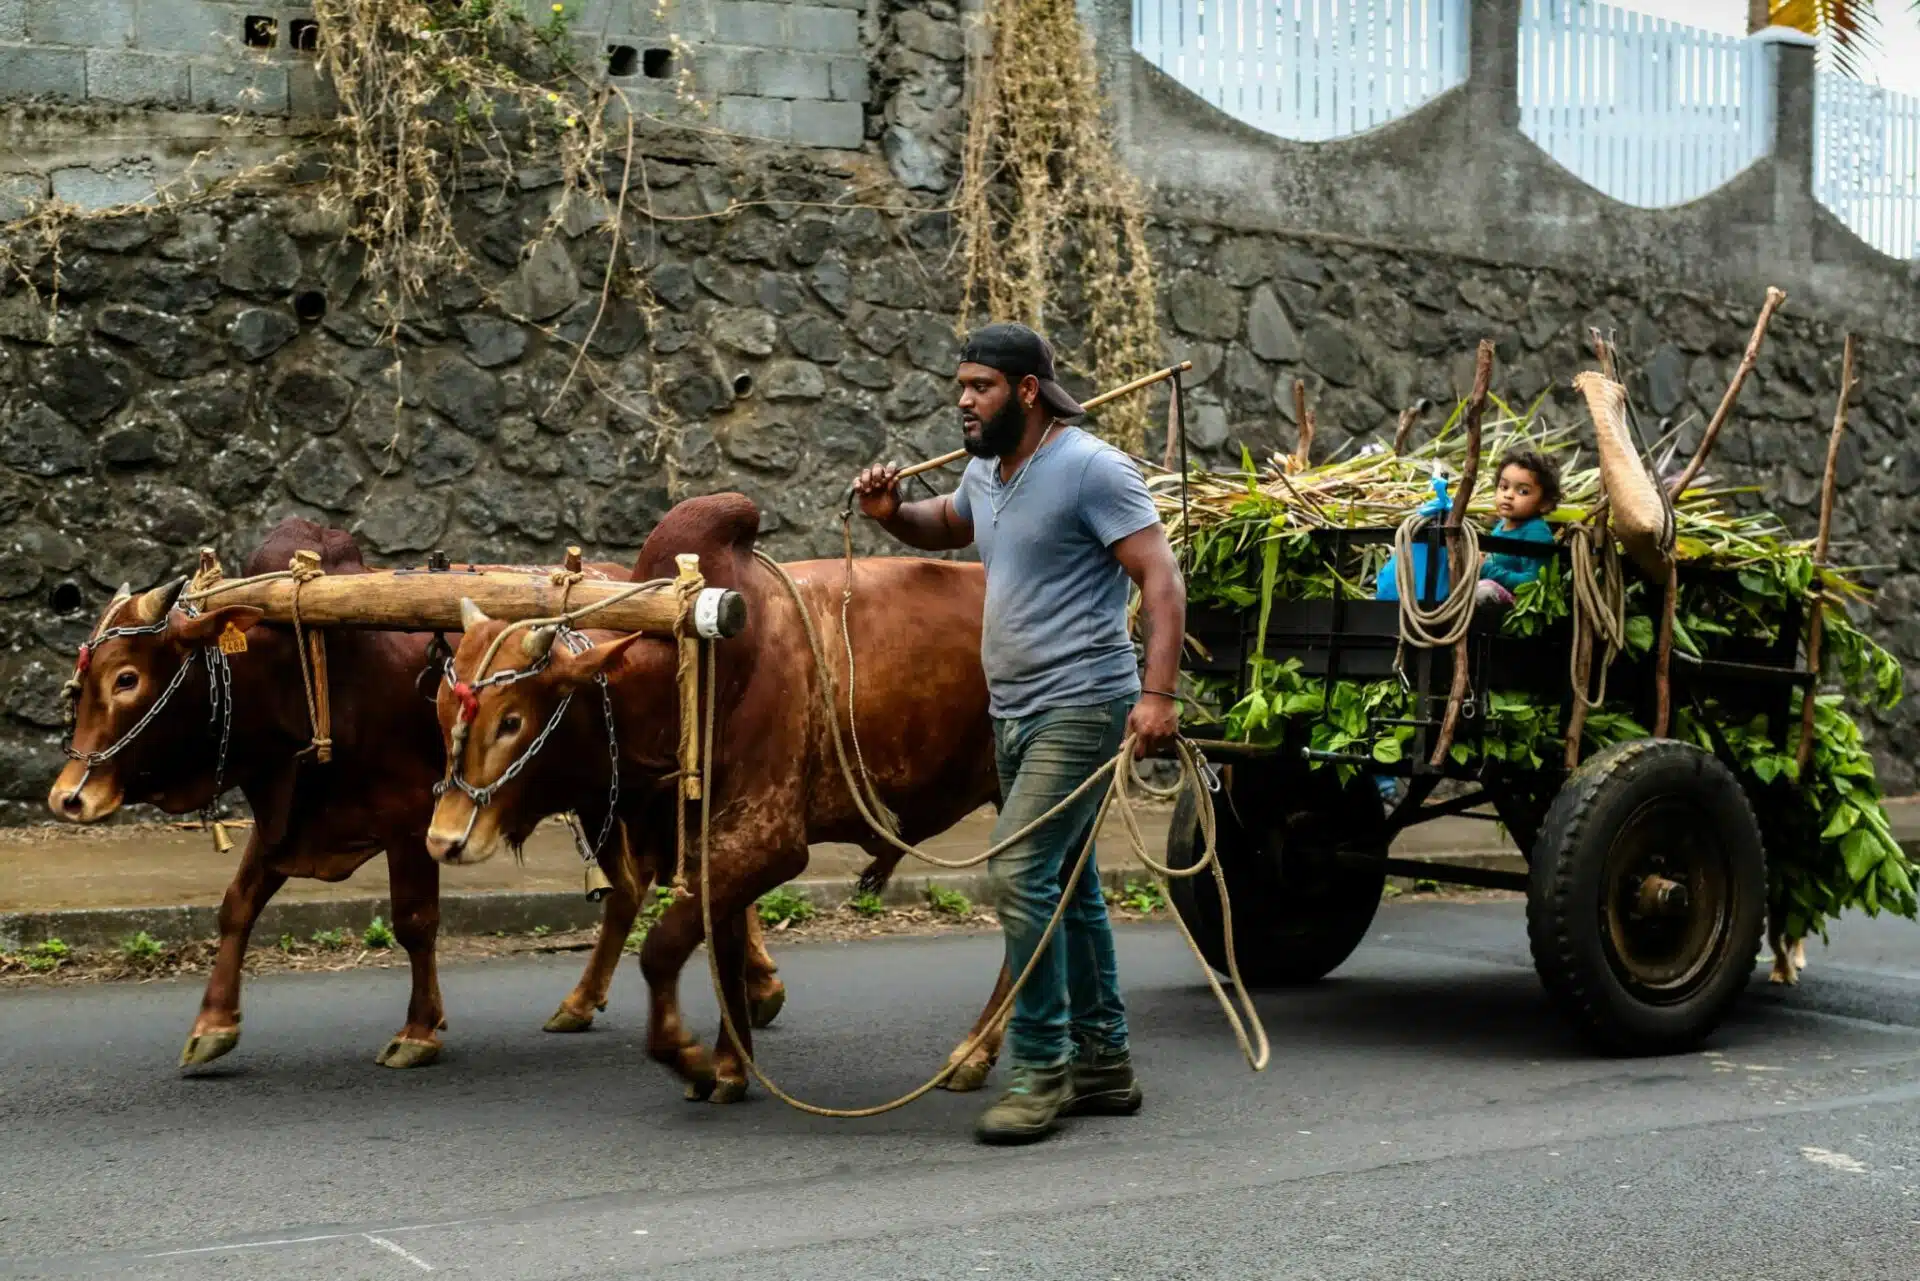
[47,760,123,823]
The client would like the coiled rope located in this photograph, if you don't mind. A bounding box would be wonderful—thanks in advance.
[1566,519,1626,710]
[1390,511,1481,652]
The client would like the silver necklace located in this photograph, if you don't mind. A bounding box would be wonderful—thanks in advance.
[989,420,1060,526]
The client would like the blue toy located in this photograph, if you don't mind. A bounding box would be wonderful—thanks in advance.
[1375,474,1452,602]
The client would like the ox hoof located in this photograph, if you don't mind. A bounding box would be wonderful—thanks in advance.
[1768,966,1799,987]
[749,988,786,1029]
[543,1006,595,1034]
[708,1077,749,1105]
[683,1077,716,1102]
[179,1028,240,1068]
[941,1059,993,1093]
[375,1036,442,1069]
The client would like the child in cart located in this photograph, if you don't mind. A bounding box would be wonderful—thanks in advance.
[1372,447,1561,800]
[1475,445,1561,604]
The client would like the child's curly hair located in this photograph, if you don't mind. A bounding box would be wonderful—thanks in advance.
[1494,446,1562,513]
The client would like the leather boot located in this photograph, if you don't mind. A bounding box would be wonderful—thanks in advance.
[974,1063,1074,1145]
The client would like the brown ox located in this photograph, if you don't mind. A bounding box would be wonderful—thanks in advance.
[428,493,1012,1102]
[45,517,787,1069]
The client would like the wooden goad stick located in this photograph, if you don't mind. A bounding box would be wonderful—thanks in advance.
[890,360,1196,483]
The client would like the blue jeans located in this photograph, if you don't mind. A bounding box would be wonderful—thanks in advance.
[987,699,1132,1069]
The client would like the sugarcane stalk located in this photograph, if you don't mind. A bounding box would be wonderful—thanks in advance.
[1669,286,1786,499]
[1797,333,1857,773]
[1430,339,1495,767]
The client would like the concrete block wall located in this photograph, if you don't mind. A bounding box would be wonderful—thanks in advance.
[549,0,872,150]
[0,0,321,116]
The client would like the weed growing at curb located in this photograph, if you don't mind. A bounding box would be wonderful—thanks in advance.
[362,917,397,949]
[846,890,887,918]
[311,927,350,950]
[758,888,817,929]
[120,932,164,966]
[927,885,973,917]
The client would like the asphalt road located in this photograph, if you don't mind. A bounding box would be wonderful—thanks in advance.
[2,903,1918,1280]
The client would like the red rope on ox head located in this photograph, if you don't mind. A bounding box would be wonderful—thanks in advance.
[451,681,479,725]
[74,644,91,677]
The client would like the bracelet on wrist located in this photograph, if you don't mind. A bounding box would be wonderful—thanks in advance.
[1141,687,1183,704]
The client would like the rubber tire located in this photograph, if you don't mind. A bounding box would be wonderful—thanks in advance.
[1526,738,1766,1056]
[1165,771,1386,986]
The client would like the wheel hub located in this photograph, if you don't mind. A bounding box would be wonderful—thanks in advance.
[1600,799,1732,1000]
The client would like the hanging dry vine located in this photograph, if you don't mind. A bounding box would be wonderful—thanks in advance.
[956,0,1161,454]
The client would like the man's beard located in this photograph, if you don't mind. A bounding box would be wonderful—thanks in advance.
[962,397,1026,459]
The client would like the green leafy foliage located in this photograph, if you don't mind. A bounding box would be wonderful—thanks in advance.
[624,886,677,953]
[1171,422,1914,942]
[310,927,350,950]
[1118,880,1167,913]
[926,885,973,917]
[757,888,816,928]
[362,916,397,949]
[120,932,163,965]
[846,890,888,918]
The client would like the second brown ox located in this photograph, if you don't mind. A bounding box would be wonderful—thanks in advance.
[428,493,1012,1102]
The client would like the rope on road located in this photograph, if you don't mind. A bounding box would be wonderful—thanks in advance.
[683,561,1271,1120]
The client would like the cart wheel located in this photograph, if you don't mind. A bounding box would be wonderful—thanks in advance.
[1527,739,1765,1055]
[1165,767,1387,986]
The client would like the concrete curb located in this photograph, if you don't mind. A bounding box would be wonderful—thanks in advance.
[0,854,1531,952]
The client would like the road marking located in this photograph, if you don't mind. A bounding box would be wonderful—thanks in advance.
[1801,1147,1869,1174]
[140,1220,475,1260]
[365,1234,434,1271]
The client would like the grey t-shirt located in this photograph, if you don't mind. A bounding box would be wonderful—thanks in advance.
[950,426,1160,721]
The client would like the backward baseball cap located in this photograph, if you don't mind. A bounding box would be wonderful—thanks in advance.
[958,322,1085,419]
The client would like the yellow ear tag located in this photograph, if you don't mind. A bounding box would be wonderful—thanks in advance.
[218,622,249,656]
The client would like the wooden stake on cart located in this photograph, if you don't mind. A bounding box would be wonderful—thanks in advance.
[1796,333,1857,773]
[1291,378,1315,470]
[1653,560,1678,737]
[1430,340,1495,767]
[1392,399,1430,456]
[1668,286,1786,499]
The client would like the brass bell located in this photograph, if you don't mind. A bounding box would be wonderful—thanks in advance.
[211,820,235,854]
[584,860,613,903]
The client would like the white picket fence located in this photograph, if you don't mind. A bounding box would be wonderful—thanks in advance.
[1515,0,1770,208]
[1131,0,1470,142]
[1816,74,1920,260]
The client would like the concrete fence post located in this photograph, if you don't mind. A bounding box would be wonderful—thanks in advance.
[1756,26,1818,204]
[1466,0,1521,133]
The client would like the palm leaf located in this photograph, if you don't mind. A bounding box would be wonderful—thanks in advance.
[1771,0,1883,78]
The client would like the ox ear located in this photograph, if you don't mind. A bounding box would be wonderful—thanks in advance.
[171,605,265,648]
[549,632,647,691]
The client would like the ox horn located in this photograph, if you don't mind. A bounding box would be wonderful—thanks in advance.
[132,576,187,623]
[459,597,490,631]
[520,625,559,663]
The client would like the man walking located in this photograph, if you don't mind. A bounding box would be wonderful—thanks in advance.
[854,322,1187,1144]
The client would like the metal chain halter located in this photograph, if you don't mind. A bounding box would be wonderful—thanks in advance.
[435,626,620,861]
[60,591,194,791]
